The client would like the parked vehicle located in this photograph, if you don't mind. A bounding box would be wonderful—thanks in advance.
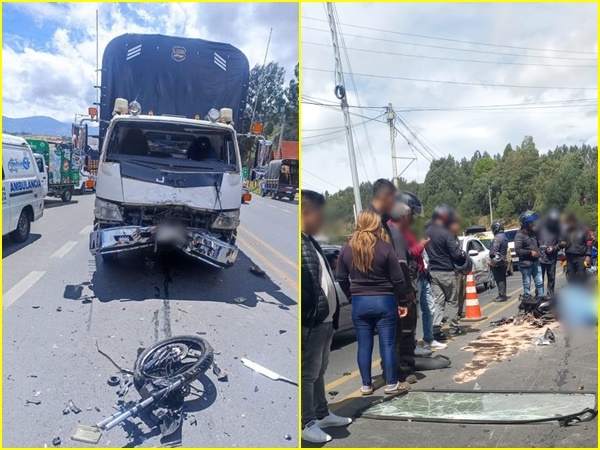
[2,134,45,243]
[504,228,520,270]
[89,34,249,268]
[32,153,48,197]
[261,159,298,201]
[321,244,353,336]
[458,235,494,289]
[477,232,514,276]
[26,139,79,202]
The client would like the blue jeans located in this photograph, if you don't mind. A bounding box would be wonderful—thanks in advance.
[352,295,398,386]
[520,260,544,296]
[418,276,435,342]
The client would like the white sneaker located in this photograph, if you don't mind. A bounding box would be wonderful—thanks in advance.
[316,410,353,428]
[302,421,332,443]
[414,343,433,356]
[426,339,447,350]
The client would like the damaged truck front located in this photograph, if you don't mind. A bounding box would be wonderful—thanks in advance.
[89,34,249,267]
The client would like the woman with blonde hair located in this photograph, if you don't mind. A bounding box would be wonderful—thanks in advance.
[337,209,410,395]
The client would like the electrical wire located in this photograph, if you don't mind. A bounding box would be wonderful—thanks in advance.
[303,67,597,90]
[303,169,343,190]
[302,17,597,55]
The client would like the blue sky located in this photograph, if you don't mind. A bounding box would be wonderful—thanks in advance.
[301,2,598,190]
[2,2,298,121]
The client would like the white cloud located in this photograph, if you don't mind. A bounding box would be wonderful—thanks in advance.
[301,2,598,193]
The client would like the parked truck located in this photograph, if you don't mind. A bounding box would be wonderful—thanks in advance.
[261,159,299,201]
[89,34,249,268]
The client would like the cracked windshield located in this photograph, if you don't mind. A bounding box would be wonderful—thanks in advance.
[2,2,299,447]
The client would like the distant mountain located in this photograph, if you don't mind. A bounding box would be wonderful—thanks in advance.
[2,116,72,137]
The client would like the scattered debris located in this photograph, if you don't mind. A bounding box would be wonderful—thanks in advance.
[188,414,197,426]
[343,372,351,376]
[278,329,287,335]
[107,375,120,387]
[32,305,40,309]
[63,400,82,415]
[26,400,41,406]
[212,362,228,381]
[473,383,481,391]
[249,264,266,276]
[117,375,133,397]
[534,336,552,346]
[70,425,102,444]
[52,437,61,446]
[490,316,513,327]
[254,386,259,393]
[328,391,339,397]
[240,358,298,386]
[578,386,585,390]
[56,306,62,312]
[32,390,42,397]
[95,339,132,375]
[544,328,556,343]
[284,434,292,441]
[233,297,248,304]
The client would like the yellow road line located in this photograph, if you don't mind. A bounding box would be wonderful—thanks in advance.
[239,226,298,270]
[237,234,297,291]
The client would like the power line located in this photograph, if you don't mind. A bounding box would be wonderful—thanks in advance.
[303,168,343,190]
[303,41,597,68]
[303,112,386,138]
[302,16,598,55]
[303,67,597,90]
[302,26,598,62]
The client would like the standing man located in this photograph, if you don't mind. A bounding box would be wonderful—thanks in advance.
[368,178,397,240]
[489,220,509,302]
[537,209,562,294]
[559,214,593,283]
[449,219,467,317]
[424,204,468,340]
[301,190,351,443]
[515,210,544,296]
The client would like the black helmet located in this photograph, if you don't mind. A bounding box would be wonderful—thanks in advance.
[519,210,538,229]
[491,221,504,235]
[432,204,457,227]
[546,208,561,226]
[454,250,473,275]
[396,191,424,217]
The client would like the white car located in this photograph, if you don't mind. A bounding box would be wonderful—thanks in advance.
[2,134,45,243]
[458,235,494,289]
[504,228,519,270]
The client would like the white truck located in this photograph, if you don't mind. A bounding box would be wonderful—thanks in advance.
[89,34,249,268]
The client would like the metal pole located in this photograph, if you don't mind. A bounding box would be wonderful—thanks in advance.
[488,185,494,225]
[387,103,398,187]
[96,9,99,109]
[326,2,362,213]
[249,28,273,133]
[277,111,285,159]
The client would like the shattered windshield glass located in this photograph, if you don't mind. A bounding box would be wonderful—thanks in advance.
[360,391,597,424]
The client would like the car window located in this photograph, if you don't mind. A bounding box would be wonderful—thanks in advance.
[35,157,44,173]
[505,230,518,241]
[473,240,486,252]
[466,241,477,252]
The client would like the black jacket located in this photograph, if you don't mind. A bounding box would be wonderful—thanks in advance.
[537,225,561,264]
[560,225,593,258]
[301,233,340,331]
[514,228,540,268]
[490,232,509,266]
[390,225,418,295]
[424,223,464,271]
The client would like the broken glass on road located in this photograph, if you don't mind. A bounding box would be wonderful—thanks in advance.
[360,390,597,424]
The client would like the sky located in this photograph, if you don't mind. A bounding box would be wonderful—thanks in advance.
[2,2,298,122]
[301,2,598,194]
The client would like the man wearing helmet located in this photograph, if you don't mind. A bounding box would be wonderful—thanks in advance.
[514,210,544,296]
[424,204,469,340]
[537,209,562,294]
[559,214,594,283]
[489,221,509,302]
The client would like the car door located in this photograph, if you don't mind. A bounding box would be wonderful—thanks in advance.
[2,167,10,235]
[467,239,485,280]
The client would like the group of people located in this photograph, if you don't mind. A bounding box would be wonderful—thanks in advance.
[492,208,595,299]
[301,179,595,444]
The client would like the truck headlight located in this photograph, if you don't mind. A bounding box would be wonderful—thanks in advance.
[94,198,123,222]
[211,210,240,230]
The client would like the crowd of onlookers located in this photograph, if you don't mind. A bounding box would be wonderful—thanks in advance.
[301,179,596,443]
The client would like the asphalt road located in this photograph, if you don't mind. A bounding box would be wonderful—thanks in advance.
[2,193,298,448]
[305,270,598,448]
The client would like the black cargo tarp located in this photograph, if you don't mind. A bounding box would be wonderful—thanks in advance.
[100,34,249,137]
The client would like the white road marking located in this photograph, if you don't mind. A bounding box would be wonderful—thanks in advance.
[3,271,46,309]
[268,204,277,209]
[51,241,79,258]
[79,225,93,235]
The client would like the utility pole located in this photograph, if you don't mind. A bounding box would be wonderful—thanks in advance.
[387,103,398,188]
[326,2,362,213]
[277,111,285,159]
[249,28,273,134]
[488,184,494,225]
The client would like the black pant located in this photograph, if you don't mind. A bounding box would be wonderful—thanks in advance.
[491,265,507,297]
[567,256,587,283]
[541,262,557,294]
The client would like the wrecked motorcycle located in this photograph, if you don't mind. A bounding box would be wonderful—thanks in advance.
[73,335,214,444]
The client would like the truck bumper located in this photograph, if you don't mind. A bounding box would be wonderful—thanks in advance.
[89,225,238,268]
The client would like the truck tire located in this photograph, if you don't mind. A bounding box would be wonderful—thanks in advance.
[133,335,214,391]
[9,210,31,243]
[61,187,72,202]
[288,195,294,201]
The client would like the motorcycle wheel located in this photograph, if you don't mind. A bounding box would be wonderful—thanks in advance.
[133,335,214,391]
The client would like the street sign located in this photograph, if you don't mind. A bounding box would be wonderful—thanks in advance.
[252,123,263,134]
[242,166,249,180]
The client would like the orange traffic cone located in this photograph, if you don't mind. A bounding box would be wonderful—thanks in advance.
[461,270,487,322]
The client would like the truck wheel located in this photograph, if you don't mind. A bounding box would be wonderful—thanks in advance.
[61,188,72,202]
[133,335,214,392]
[9,210,31,243]
[288,195,294,201]
[78,187,86,196]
